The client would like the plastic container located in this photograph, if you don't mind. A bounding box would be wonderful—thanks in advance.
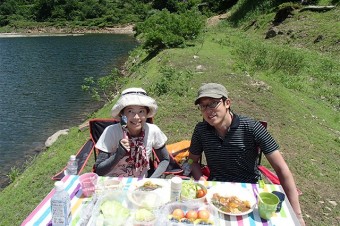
[127,190,163,209]
[170,177,182,202]
[156,202,218,226]
[132,208,157,226]
[65,155,78,175]
[95,178,122,195]
[79,173,98,197]
[51,181,72,226]
[90,191,133,226]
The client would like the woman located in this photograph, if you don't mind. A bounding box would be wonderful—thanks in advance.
[94,87,170,178]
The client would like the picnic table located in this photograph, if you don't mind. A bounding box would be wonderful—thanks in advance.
[21,175,300,226]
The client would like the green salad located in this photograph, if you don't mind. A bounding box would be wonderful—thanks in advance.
[181,180,201,199]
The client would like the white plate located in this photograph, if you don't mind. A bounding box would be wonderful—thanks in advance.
[206,184,256,216]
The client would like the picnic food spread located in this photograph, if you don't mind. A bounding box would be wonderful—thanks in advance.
[22,176,302,226]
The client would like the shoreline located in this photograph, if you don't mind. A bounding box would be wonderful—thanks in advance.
[0,25,135,37]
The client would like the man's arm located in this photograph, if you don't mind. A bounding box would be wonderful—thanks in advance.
[188,152,205,180]
[266,150,305,226]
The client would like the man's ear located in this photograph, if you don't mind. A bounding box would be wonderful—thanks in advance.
[224,98,231,108]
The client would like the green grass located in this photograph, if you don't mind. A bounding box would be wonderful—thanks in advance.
[1,3,340,226]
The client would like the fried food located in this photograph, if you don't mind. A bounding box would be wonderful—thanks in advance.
[211,193,251,214]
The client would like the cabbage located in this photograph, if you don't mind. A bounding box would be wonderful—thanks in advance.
[135,208,155,222]
[181,180,199,199]
[96,200,130,226]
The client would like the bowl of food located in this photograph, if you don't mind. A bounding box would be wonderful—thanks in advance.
[128,190,163,209]
[91,191,132,226]
[180,180,207,203]
[128,179,170,208]
[133,208,157,226]
[157,202,217,225]
[95,178,122,195]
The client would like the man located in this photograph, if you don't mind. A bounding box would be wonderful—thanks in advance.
[188,83,305,225]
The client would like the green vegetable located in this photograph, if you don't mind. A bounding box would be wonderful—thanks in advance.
[135,208,155,222]
[96,200,130,226]
[181,180,200,199]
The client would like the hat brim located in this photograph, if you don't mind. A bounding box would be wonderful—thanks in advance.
[194,93,223,105]
[111,94,157,119]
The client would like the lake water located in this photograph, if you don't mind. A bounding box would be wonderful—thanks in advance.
[0,34,137,187]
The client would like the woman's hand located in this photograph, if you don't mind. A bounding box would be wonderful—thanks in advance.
[120,138,130,152]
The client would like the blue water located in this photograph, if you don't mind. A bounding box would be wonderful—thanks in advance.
[0,34,137,184]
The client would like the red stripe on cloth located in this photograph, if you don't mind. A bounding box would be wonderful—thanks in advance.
[236,215,244,226]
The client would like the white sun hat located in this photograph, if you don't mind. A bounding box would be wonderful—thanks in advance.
[111,87,158,119]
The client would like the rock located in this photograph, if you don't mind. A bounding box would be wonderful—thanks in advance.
[196,65,205,71]
[45,129,69,147]
[265,27,280,39]
[328,200,337,206]
[78,121,89,131]
[314,35,323,43]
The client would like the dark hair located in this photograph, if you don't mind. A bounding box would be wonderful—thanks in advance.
[120,106,150,116]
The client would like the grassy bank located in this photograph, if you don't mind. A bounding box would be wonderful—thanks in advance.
[1,5,339,226]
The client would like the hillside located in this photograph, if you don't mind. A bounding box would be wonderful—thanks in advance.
[0,1,339,226]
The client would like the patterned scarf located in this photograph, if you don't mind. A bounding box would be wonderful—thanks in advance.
[126,130,149,173]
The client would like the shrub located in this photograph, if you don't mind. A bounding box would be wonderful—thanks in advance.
[135,9,205,53]
[81,68,127,102]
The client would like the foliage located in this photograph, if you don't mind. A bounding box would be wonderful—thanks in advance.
[0,0,153,28]
[227,29,339,109]
[149,66,194,96]
[201,0,238,13]
[152,0,202,13]
[81,68,127,102]
[6,167,21,183]
[135,9,205,52]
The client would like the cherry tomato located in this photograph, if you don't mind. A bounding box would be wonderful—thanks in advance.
[185,210,198,220]
[172,208,185,219]
[197,210,210,220]
[196,189,206,198]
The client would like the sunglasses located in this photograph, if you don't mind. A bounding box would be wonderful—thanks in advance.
[197,99,223,111]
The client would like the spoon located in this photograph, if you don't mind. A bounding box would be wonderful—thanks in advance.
[253,188,264,203]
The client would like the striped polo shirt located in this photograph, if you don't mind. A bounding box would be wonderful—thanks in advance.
[189,113,279,183]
